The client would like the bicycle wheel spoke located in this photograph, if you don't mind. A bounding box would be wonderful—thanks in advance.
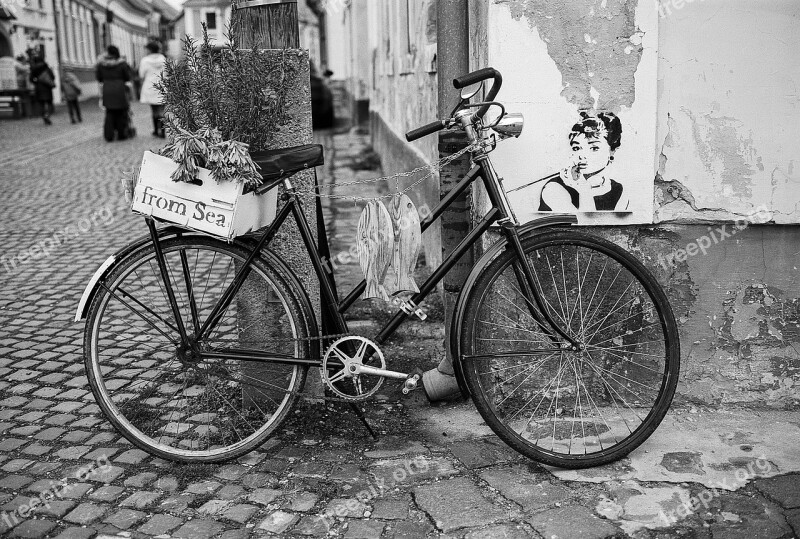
[86,237,308,462]
[462,232,678,467]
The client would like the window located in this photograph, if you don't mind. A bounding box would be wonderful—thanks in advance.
[205,11,217,30]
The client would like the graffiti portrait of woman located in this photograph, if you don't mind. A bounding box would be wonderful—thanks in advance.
[538,112,630,212]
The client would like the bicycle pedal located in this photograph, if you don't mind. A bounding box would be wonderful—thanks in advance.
[392,298,427,321]
[401,369,424,395]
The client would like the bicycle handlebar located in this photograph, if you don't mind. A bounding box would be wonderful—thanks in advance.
[405,120,447,142]
[405,67,503,142]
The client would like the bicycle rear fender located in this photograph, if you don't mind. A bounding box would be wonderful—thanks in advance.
[449,214,578,398]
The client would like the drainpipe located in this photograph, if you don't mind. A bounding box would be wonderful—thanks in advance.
[422,0,471,401]
[51,0,63,102]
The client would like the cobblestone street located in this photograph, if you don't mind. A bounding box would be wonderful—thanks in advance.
[0,103,798,539]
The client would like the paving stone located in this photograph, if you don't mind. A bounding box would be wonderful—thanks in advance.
[34,499,77,518]
[88,485,126,502]
[197,499,233,516]
[124,472,158,488]
[369,455,457,487]
[45,413,78,426]
[33,387,61,398]
[23,400,53,411]
[0,409,21,420]
[0,438,29,451]
[215,484,245,501]
[32,427,65,441]
[248,487,281,506]
[8,383,37,395]
[39,373,70,384]
[82,448,117,462]
[21,443,52,456]
[56,446,91,459]
[114,448,149,464]
[464,524,533,539]
[480,466,568,511]
[414,477,506,533]
[241,473,274,489]
[58,482,93,499]
[83,465,124,483]
[185,481,222,495]
[70,417,102,428]
[63,502,108,524]
[154,476,179,492]
[344,520,385,539]
[0,475,34,489]
[2,459,34,473]
[51,526,96,539]
[26,462,61,475]
[527,505,620,539]
[294,515,330,536]
[85,433,116,445]
[119,491,160,509]
[449,438,519,469]
[222,503,259,523]
[386,520,435,539]
[257,510,299,534]
[61,431,92,443]
[104,508,147,529]
[158,494,194,513]
[219,529,250,539]
[754,475,800,509]
[786,508,800,537]
[0,396,28,407]
[371,499,408,520]
[173,518,226,539]
[325,498,368,518]
[137,513,185,535]
[8,426,42,436]
[285,491,319,512]
[8,518,57,538]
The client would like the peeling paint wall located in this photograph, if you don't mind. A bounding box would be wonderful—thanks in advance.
[478,0,800,406]
[656,0,800,223]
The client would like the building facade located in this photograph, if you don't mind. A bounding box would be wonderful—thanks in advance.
[1,0,163,102]
[327,0,800,407]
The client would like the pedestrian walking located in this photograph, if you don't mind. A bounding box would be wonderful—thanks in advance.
[62,69,83,123]
[138,41,167,138]
[29,54,55,125]
[96,45,133,142]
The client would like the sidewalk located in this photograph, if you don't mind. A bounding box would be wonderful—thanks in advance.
[0,108,798,538]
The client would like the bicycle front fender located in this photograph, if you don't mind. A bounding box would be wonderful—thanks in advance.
[448,214,577,397]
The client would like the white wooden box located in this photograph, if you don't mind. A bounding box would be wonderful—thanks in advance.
[131,151,277,241]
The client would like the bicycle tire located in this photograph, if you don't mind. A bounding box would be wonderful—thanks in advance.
[84,236,316,462]
[460,230,680,468]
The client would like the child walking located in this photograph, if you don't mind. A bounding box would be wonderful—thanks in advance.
[62,69,82,123]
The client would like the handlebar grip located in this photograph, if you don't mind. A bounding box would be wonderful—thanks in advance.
[453,67,498,89]
[405,120,446,142]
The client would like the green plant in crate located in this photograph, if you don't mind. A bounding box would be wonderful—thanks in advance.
[154,26,300,185]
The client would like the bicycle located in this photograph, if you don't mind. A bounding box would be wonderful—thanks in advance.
[77,68,680,469]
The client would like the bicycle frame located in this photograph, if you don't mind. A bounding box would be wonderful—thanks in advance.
[145,148,578,371]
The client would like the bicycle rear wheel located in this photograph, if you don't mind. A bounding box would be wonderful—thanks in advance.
[460,230,679,468]
[84,236,316,462]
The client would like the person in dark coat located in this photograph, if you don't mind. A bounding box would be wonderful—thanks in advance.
[29,55,56,125]
[96,45,133,141]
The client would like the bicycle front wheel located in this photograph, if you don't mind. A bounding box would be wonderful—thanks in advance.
[84,236,316,462]
[460,230,679,468]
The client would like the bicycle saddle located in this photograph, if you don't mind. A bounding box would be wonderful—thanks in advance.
[250,144,325,182]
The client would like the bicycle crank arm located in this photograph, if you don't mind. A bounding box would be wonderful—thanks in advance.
[356,364,409,380]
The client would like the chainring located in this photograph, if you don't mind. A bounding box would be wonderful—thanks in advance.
[321,336,386,401]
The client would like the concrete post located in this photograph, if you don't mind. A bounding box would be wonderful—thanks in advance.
[231,0,322,401]
[422,0,472,401]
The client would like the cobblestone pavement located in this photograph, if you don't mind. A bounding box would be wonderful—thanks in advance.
[1,102,799,539]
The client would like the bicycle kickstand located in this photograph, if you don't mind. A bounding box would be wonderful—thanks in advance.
[349,403,379,440]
